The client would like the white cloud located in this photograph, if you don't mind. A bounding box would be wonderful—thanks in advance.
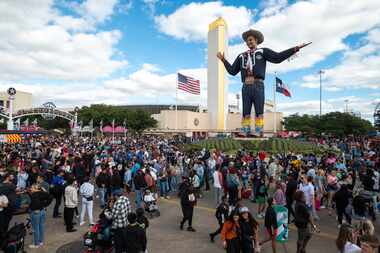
[301,28,380,90]
[80,0,118,23]
[278,97,380,122]
[259,0,288,17]
[0,0,126,81]
[1,64,246,109]
[155,0,380,73]
[154,1,254,41]
[229,0,380,73]
[104,64,207,105]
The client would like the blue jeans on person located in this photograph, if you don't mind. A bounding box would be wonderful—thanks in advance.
[159,180,169,198]
[170,176,178,192]
[135,189,143,209]
[98,187,107,208]
[214,187,223,206]
[242,81,264,118]
[30,209,46,246]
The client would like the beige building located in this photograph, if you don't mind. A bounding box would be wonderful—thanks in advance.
[152,108,283,134]
[0,90,33,112]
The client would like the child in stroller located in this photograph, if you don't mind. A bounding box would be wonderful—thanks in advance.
[143,189,160,218]
[83,198,114,253]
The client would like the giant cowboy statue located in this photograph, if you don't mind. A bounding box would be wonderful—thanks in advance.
[217,29,310,137]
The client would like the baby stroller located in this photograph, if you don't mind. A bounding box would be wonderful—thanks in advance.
[143,189,160,218]
[353,191,376,221]
[83,209,113,253]
[1,218,31,253]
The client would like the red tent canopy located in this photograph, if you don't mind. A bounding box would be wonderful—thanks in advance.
[102,125,127,133]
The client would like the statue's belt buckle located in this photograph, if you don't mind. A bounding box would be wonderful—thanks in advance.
[244,76,255,85]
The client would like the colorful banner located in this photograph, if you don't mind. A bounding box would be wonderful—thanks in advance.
[0,134,22,143]
[273,205,288,243]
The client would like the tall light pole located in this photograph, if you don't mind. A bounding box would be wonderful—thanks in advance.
[236,94,240,111]
[7,87,16,130]
[344,99,349,113]
[318,70,325,117]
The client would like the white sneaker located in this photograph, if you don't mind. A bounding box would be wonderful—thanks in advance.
[80,222,85,226]
[29,244,40,249]
[320,205,326,209]
[39,242,44,247]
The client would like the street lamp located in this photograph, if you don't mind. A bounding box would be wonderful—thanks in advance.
[236,94,240,111]
[344,99,349,113]
[318,70,325,117]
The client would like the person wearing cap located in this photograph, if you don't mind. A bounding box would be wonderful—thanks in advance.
[238,206,260,253]
[217,29,309,136]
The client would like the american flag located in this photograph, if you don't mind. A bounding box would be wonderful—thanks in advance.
[177,73,200,95]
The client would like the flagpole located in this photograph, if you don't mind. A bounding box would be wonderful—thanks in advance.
[175,73,178,130]
[273,72,277,135]
[112,120,115,143]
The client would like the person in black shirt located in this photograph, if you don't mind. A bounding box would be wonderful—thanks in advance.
[0,173,17,242]
[179,179,197,232]
[286,174,298,223]
[238,207,259,253]
[294,190,319,253]
[332,184,352,225]
[210,196,229,242]
[28,184,52,249]
[260,197,278,253]
[124,212,147,253]
[133,169,147,209]
[96,167,111,209]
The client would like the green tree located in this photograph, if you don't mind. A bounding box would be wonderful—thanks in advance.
[78,105,156,133]
[283,112,374,137]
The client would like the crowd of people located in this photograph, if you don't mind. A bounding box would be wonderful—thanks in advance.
[0,134,379,253]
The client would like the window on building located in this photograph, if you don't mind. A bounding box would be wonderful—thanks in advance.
[6,100,10,108]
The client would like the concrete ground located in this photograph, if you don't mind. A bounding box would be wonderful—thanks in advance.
[9,188,380,253]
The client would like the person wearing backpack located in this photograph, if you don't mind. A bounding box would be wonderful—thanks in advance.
[28,184,53,249]
[227,166,240,207]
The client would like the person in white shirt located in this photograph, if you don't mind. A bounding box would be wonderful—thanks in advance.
[64,177,78,232]
[299,176,314,207]
[213,166,223,206]
[299,176,319,220]
[336,224,361,253]
[79,177,95,226]
[268,160,278,179]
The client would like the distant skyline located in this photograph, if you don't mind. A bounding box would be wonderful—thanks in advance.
[0,0,379,122]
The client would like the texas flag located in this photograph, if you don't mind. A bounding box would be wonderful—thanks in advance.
[276,77,291,97]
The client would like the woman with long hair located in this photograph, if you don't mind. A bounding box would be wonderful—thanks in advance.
[221,211,241,253]
[238,207,260,253]
[336,224,361,253]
